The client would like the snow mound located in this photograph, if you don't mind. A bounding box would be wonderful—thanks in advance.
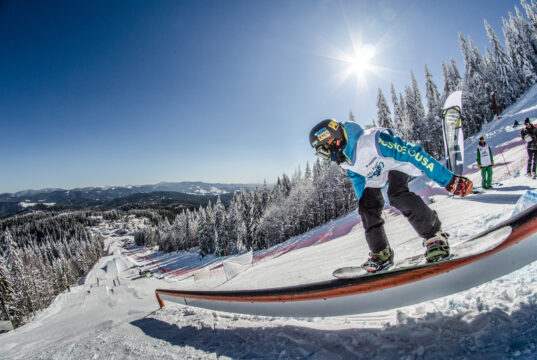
[84,255,134,284]
[513,189,537,216]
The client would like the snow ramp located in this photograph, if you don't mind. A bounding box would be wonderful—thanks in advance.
[156,204,537,317]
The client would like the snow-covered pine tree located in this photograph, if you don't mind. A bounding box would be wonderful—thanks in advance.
[186,209,200,249]
[318,161,336,222]
[279,174,292,198]
[312,159,326,224]
[0,253,15,324]
[376,88,393,129]
[450,59,463,92]
[515,7,537,83]
[403,84,421,142]
[304,162,312,182]
[173,211,188,251]
[399,92,411,140]
[248,189,264,250]
[409,71,426,144]
[300,163,317,232]
[226,192,247,253]
[24,248,48,313]
[391,83,404,137]
[213,196,226,256]
[441,59,463,102]
[260,181,271,213]
[441,60,451,97]
[459,33,491,135]
[197,205,214,256]
[239,189,255,249]
[157,218,173,252]
[291,166,302,187]
[404,86,415,140]
[521,0,537,32]
[1,230,26,327]
[424,64,444,157]
[504,8,537,90]
[255,203,285,249]
[484,19,521,108]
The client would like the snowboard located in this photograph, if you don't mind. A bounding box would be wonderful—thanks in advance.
[333,226,511,279]
[471,182,504,194]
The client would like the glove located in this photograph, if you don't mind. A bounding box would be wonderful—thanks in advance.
[445,175,473,197]
[491,162,494,166]
[478,164,481,169]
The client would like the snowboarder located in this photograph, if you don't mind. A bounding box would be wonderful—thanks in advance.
[521,118,537,178]
[309,119,473,272]
[477,136,494,189]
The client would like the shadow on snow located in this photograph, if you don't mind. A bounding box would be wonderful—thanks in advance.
[130,301,537,359]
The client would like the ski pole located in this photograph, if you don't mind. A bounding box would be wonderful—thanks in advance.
[498,146,512,176]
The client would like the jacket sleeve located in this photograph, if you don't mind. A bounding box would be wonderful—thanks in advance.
[489,146,494,163]
[346,170,366,200]
[377,131,454,187]
[477,148,481,165]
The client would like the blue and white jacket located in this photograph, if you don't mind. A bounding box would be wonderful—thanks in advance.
[338,122,453,199]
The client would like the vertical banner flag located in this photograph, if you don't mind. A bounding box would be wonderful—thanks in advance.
[442,91,464,176]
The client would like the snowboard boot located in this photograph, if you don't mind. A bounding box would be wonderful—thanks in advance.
[361,247,394,273]
[423,231,450,263]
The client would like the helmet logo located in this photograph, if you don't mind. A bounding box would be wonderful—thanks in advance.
[315,128,331,142]
[328,121,339,130]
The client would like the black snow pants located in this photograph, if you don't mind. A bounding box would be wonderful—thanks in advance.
[527,148,537,174]
[358,170,441,253]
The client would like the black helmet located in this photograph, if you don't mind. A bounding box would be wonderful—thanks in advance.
[309,119,346,161]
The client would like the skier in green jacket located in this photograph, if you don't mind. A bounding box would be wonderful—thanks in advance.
[476,136,494,189]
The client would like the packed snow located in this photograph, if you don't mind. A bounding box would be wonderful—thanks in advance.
[3,89,537,358]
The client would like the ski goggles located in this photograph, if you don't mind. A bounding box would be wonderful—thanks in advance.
[315,138,345,161]
[315,145,331,160]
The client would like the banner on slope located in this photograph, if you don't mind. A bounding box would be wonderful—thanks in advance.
[442,90,464,175]
[223,250,253,280]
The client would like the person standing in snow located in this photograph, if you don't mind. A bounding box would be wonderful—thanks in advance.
[477,136,494,189]
[521,118,537,178]
[309,119,473,273]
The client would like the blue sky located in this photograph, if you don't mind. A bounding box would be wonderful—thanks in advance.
[0,0,523,193]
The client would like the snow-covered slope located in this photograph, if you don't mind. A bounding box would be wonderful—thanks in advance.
[3,87,537,358]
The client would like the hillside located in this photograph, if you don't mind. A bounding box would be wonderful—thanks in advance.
[0,181,259,218]
[2,84,537,359]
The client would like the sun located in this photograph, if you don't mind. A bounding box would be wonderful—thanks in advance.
[348,44,376,76]
[324,41,383,92]
[315,29,391,95]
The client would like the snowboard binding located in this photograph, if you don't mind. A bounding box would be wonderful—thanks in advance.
[423,231,450,263]
[361,247,394,273]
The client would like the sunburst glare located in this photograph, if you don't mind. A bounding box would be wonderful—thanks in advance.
[321,38,389,97]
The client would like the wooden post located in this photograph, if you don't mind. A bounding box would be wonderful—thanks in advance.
[155,291,165,308]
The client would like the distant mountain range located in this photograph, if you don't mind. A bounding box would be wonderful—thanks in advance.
[0,182,261,218]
